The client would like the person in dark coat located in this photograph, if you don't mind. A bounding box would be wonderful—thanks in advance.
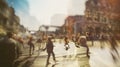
[36,38,42,50]
[28,37,35,56]
[44,37,56,64]
[0,32,19,67]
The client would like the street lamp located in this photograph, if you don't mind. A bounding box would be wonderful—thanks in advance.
[44,26,49,35]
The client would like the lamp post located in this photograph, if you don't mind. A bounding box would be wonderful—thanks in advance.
[44,26,49,35]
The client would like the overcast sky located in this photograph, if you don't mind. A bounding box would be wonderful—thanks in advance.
[7,0,87,30]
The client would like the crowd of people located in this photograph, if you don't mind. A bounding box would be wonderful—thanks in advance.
[0,31,120,67]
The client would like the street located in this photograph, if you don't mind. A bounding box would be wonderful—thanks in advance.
[15,40,120,67]
[1,0,120,67]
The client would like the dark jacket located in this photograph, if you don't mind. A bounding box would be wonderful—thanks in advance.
[0,37,17,67]
[46,41,54,53]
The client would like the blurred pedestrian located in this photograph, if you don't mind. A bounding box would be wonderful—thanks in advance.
[109,36,120,62]
[74,34,81,48]
[12,35,23,58]
[28,37,35,56]
[99,32,106,48]
[44,37,56,64]
[64,37,70,50]
[79,36,90,58]
[90,33,94,46]
[0,32,20,67]
[17,37,24,48]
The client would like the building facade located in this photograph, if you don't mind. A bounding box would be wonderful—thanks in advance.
[0,0,21,34]
[85,0,120,34]
[63,15,87,38]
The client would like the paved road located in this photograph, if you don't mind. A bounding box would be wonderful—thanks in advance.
[15,40,120,67]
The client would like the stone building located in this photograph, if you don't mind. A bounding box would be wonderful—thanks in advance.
[63,15,86,38]
[85,0,120,34]
[0,0,21,34]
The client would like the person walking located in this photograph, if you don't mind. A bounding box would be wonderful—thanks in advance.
[64,37,70,50]
[28,37,35,56]
[79,36,90,58]
[0,32,20,67]
[44,37,56,64]
[36,37,42,50]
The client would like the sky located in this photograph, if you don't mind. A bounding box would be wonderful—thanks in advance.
[6,0,87,30]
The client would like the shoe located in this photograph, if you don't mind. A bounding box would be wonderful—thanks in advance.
[47,62,50,64]
[87,55,90,59]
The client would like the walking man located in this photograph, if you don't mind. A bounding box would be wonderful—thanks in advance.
[28,37,35,56]
[44,37,56,64]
